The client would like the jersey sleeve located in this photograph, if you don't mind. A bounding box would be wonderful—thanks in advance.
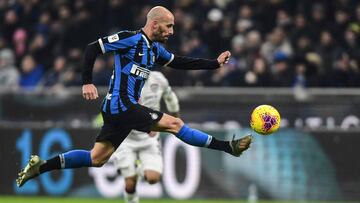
[156,72,179,113]
[155,43,174,66]
[98,31,137,53]
[163,85,180,113]
[158,73,171,95]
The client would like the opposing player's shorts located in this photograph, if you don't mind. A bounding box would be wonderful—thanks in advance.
[96,104,163,149]
[112,138,163,177]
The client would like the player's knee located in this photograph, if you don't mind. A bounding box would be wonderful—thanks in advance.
[91,142,114,167]
[91,152,111,167]
[146,176,160,184]
[144,172,161,184]
[91,157,107,167]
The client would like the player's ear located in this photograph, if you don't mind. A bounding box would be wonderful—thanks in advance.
[152,20,159,30]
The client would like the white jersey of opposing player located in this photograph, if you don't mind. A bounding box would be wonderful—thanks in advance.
[125,71,179,143]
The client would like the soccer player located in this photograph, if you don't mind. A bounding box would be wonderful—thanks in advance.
[112,71,179,203]
[16,6,252,187]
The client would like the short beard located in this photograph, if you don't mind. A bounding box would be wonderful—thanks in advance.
[153,28,168,43]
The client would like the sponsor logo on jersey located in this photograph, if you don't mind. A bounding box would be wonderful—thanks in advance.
[130,64,150,79]
[108,34,119,43]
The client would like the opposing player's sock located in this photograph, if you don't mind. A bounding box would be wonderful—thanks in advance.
[176,124,212,147]
[124,191,139,203]
[39,150,92,173]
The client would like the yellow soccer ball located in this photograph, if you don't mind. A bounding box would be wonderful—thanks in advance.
[250,105,281,135]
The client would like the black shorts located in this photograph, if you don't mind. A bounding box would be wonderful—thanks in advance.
[96,104,164,149]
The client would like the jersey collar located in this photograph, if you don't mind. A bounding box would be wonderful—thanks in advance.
[140,29,152,48]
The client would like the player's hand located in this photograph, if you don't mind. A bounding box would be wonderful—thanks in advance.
[217,51,231,67]
[82,84,99,100]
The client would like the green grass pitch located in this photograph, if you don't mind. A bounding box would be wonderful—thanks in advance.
[0,196,357,203]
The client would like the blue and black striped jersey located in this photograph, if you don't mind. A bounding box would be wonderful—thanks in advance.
[98,30,174,114]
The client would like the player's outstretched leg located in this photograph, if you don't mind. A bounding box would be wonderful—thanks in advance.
[17,141,114,187]
[177,124,252,157]
[152,114,253,157]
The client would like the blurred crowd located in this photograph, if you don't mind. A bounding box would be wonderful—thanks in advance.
[1,0,360,91]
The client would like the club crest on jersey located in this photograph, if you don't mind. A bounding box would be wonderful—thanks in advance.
[130,64,150,79]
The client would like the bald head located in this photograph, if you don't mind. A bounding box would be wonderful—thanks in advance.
[143,6,174,43]
[146,6,173,22]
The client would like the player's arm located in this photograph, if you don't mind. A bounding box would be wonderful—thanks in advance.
[168,55,219,70]
[169,51,231,69]
[82,40,102,100]
[156,44,230,70]
[82,31,137,100]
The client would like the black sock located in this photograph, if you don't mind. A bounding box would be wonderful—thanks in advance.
[39,156,61,174]
[208,137,232,153]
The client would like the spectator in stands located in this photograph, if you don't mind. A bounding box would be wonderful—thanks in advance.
[290,13,312,48]
[12,28,27,59]
[244,57,272,87]
[28,34,52,68]
[332,9,350,45]
[309,3,329,42]
[276,9,292,32]
[315,31,341,76]
[1,9,19,45]
[331,52,359,87]
[343,28,360,61]
[0,48,19,89]
[271,52,293,87]
[41,55,67,88]
[261,27,293,64]
[245,30,262,62]
[19,55,44,91]
[0,0,359,88]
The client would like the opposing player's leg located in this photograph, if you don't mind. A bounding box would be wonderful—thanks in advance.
[16,141,115,187]
[122,160,161,203]
[143,170,161,184]
[138,141,162,184]
[112,142,139,203]
[151,113,252,156]
[124,176,139,203]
